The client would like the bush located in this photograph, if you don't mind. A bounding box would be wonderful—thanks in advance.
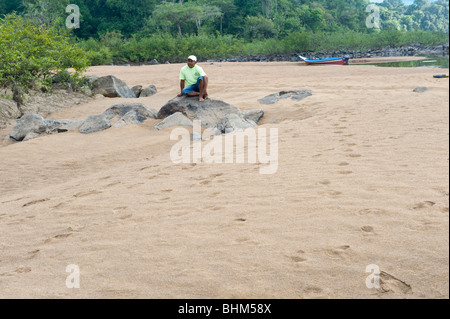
[0,13,90,110]
[78,30,448,66]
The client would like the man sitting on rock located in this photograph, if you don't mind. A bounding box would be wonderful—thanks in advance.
[177,55,209,102]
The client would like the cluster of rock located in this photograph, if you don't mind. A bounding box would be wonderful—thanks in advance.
[258,90,313,105]
[8,103,158,141]
[7,96,265,142]
[90,75,157,99]
[205,43,449,63]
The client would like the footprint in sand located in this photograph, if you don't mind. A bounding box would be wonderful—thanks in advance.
[299,286,326,298]
[412,201,436,210]
[321,190,343,197]
[235,237,259,245]
[325,245,351,260]
[338,162,350,166]
[357,208,387,216]
[208,192,221,198]
[361,226,374,233]
[44,226,82,244]
[14,267,32,274]
[318,179,331,185]
[22,198,50,207]
[378,271,412,295]
[287,250,307,263]
[105,181,121,188]
[73,190,102,198]
[113,207,133,219]
[26,250,40,259]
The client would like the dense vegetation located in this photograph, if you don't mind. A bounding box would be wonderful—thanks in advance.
[0,13,90,109]
[1,0,448,65]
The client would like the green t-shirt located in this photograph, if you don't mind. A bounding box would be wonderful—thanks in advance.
[179,64,207,87]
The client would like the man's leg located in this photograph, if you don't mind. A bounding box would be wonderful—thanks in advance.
[183,84,200,97]
[198,77,205,102]
[183,77,207,101]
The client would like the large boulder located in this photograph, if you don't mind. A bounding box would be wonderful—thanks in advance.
[79,114,111,134]
[91,75,136,98]
[139,85,157,98]
[103,103,158,120]
[157,96,243,129]
[9,114,64,141]
[131,85,143,97]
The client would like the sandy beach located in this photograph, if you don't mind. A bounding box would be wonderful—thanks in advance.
[0,58,448,299]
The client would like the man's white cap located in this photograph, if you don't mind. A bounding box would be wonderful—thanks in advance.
[188,55,197,62]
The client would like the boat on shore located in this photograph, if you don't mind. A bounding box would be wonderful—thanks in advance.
[298,55,350,65]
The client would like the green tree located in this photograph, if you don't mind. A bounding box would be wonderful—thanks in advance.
[152,2,203,38]
[198,0,236,35]
[244,14,278,39]
[22,0,69,27]
[0,14,90,113]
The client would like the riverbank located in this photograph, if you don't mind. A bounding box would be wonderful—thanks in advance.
[0,61,448,299]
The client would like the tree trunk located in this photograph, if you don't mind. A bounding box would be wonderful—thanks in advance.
[12,84,24,118]
[196,20,201,36]
[177,23,183,38]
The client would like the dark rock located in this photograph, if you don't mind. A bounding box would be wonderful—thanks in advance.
[149,59,160,65]
[103,103,158,120]
[10,114,50,141]
[91,75,136,98]
[114,110,151,128]
[79,114,111,134]
[157,96,242,129]
[131,85,143,97]
[23,132,40,141]
[8,114,86,141]
[139,85,157,97]
[58,119,85,131]
[258,90,313,105]
[413,87,429,93]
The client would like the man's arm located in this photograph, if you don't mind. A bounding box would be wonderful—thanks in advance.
[177,80,185,97]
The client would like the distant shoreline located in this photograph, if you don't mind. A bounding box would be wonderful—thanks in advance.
[109,43,449,66]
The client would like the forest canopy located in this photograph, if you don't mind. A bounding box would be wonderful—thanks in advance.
[0,0,448,65]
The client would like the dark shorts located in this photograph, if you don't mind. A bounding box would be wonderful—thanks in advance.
[182,76,204,94]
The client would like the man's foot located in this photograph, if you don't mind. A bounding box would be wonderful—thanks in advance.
[199,96,205,102]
